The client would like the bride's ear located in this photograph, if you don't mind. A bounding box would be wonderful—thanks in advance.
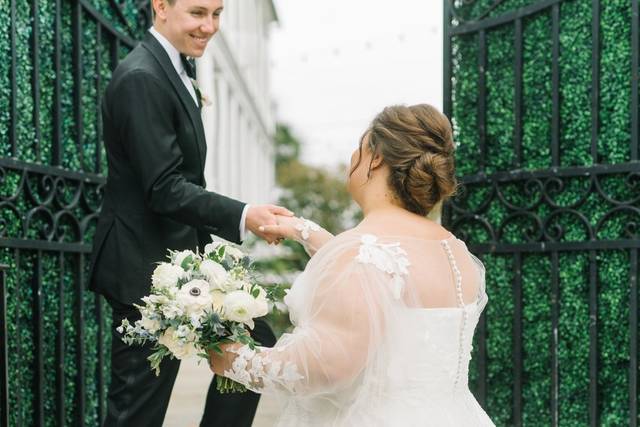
[369,153,384,171]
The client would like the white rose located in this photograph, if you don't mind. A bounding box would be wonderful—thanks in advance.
[204,241,223,255]
[176,279,213,316]
[223,290,259,328]
[158,327,178,351]
[151,263,184,289]
[199,260,228,288]
[140,315,161,334]
[158,327,199,360]
[173,250,196,268]
[225,246,245,260]
[174,342,198,359]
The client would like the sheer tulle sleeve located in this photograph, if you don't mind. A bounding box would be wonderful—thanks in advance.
[221,235,404,397]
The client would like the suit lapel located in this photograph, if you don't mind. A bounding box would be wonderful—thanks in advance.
[141,32,207,173]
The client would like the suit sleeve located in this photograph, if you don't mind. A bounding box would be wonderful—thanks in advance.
[108,70,244,243]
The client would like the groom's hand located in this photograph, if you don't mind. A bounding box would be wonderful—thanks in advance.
[245,204,294,243]
[259,215,302,241]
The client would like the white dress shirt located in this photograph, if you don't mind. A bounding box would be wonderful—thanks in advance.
[149,27,250,240]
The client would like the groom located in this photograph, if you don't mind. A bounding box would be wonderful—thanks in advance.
[88,0,288,425]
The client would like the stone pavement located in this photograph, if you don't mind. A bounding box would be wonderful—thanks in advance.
[163,357,283,427]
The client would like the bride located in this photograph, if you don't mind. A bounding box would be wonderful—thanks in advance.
[210,104,495,426]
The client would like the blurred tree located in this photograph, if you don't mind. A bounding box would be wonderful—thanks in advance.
[253,124,362,335]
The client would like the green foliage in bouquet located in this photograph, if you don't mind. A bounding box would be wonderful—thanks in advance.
[118,242,285,393]
[450,1,638,426]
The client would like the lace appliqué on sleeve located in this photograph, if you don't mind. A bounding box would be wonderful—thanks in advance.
[224,345,304,393]
[355,234,410,299]
[294,217,321,240]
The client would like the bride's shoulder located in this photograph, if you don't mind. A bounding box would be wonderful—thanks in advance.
[316,229,411,270]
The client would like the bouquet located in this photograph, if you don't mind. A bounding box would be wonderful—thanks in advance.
[117,241,284,393]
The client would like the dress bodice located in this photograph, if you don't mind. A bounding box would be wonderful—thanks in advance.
[225,231,494,426]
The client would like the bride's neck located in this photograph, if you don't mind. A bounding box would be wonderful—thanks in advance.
[361,201,406,218]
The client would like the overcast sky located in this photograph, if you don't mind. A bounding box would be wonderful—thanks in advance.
[268,0,443,168]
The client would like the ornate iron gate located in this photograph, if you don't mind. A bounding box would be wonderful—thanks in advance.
[0,1,148,425]
[444,0,639,425]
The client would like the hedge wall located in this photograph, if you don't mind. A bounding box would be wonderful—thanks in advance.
[0,2,146,425]
[449,0,638,426]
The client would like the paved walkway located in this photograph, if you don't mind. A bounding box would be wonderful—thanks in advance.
[164,357,283,427]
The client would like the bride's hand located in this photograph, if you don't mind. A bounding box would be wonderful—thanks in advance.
[258,215,304,241]
[209,342,241,375]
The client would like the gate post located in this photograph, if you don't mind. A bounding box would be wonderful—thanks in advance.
[0,263,9,427]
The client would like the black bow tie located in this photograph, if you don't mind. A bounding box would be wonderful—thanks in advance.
[180,54,196,79]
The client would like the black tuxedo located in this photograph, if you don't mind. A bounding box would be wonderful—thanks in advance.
[89,32,275,427]
[89,32,245,305]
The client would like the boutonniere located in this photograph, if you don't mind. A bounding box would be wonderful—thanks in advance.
[190,78,213,107]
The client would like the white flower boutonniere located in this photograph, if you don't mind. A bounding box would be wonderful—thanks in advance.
[190,78,212,107]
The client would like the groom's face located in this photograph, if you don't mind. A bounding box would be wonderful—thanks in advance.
[154,0,223,57]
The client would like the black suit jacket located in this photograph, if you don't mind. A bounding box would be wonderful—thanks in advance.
[89,32,245,305]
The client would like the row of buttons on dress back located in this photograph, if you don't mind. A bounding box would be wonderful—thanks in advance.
[440,240,468,390]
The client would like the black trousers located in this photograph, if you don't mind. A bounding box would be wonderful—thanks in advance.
[103,299,277,427]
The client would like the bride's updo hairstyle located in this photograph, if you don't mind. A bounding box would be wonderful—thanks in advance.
[356,104,457,216]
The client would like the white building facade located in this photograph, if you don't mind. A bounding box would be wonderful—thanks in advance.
[196,0,278,205]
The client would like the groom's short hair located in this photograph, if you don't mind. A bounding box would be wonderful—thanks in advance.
[151,0,177,21]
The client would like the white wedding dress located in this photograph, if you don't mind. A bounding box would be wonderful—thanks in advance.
[224,230,495,426]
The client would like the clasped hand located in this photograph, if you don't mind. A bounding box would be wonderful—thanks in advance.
[245,205,302,244]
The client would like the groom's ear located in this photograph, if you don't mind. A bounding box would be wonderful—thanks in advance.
[151,0,170,22]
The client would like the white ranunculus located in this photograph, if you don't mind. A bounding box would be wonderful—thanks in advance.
[224,246,245,260]
[173,250,196,268]
[223,290,259,328]
[176,279,213,316]
[158,327,198,360]
[151,263,185,289]
[204,241,223,255]
[140,315,161,334]
[199,260,228,288]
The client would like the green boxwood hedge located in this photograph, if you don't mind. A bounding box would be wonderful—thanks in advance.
[0,2,145,425]
[449,1,638,426]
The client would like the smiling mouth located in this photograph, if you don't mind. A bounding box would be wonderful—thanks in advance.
[190,34,208,43]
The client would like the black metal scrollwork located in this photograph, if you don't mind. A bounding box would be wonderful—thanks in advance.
[0,159,105,246]
[445,164,640,248]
